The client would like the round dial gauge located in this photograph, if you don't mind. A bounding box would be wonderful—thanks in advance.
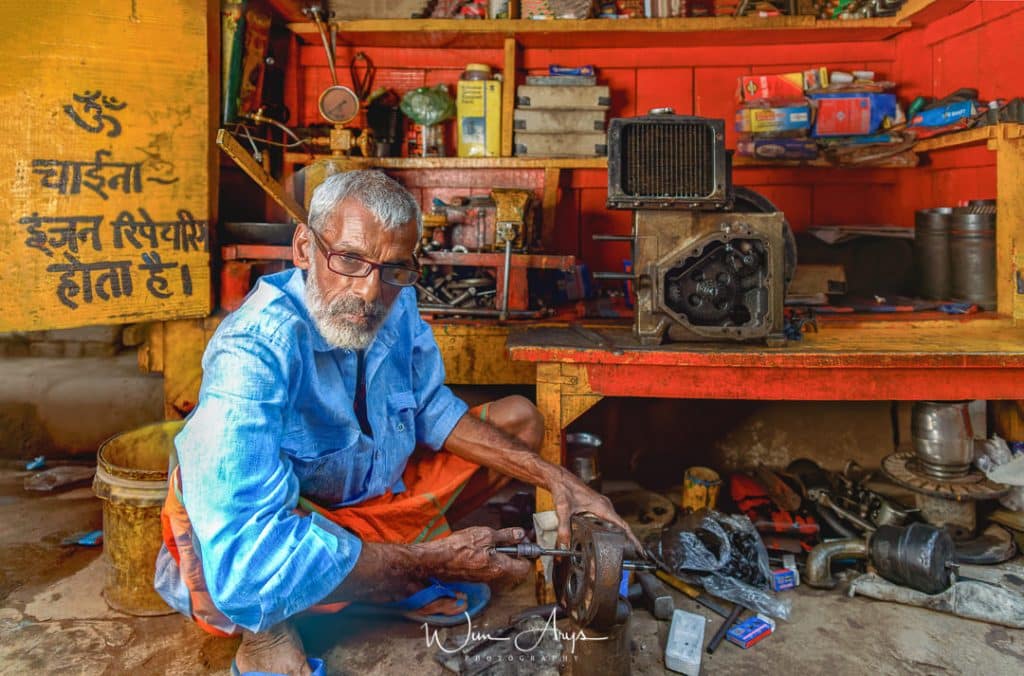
[318,85,360,124]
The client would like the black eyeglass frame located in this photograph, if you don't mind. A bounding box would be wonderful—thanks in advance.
[307,227,421,287]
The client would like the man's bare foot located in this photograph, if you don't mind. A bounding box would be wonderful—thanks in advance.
[235,622,311,676]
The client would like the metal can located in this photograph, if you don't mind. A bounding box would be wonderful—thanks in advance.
[950,207,996,309]
[914,208,953,300]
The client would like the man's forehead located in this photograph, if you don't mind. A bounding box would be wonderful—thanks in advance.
[319,199,417,249]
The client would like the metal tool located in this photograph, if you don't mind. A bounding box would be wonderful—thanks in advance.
[706,603,743,655]
[494,541,655,570]
[349,52,376,101]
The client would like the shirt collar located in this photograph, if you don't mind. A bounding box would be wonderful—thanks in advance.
[281,268,401,354]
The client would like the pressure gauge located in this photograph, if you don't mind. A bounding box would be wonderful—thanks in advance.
[318,85,360,124]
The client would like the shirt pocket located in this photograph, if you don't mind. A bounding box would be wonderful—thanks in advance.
[386,390,417,440]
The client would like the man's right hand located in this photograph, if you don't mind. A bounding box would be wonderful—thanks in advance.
[422,526,532,587]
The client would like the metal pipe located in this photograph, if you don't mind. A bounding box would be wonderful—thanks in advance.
[592,234,636,241]
[500,238,512,321]
[805,538,869,589]
[307,6,338,86]
[592,272,637,280]
[418,305,549,319]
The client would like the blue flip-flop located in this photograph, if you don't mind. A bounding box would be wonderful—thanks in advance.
[386,578,491,627]
[230,657,325,676]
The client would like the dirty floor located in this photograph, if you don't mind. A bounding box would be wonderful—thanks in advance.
[1,464,1023,676]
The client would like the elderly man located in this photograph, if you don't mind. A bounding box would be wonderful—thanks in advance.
[155,171,635,675]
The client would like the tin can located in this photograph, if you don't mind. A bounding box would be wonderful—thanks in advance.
[681,466,721,513]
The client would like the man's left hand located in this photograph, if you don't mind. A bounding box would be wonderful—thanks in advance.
[548,468,643,551]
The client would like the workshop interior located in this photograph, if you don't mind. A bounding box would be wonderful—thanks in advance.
[3,0,1024,674]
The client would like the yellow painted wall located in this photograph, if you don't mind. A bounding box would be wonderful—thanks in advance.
[0,0,213,331]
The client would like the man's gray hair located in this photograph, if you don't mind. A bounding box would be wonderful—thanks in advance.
[307,170,422,237]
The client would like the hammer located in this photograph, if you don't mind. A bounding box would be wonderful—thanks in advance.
[627,571,675,621]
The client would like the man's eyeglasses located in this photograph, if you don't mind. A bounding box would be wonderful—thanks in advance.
[308,228,420,287]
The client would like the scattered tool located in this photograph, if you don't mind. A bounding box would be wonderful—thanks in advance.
[706,603,743,655]
[628,571,675,621]
[493,542,656,570]
[654,568,731,619]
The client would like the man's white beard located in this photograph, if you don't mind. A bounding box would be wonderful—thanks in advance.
[304,258,387,350]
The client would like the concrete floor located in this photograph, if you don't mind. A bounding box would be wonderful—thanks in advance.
[1,465,1023,675]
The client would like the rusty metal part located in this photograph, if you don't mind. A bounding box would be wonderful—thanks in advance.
[607,490,676,542]
[569,322,624,356]
[806,537,869,589]
[557,514,636,632]
[216,130,308,224]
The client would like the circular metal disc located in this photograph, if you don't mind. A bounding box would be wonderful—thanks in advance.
[881,450,1009,500]
[318,85,360,124]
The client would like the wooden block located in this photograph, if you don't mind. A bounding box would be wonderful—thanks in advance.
[514,133,608,157]
[513,109,607,134]
[515,85,611,109]
[0,1,213,332]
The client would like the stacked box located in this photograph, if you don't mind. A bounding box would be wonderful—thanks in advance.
[514,79,610,157]
[734,68,827,161]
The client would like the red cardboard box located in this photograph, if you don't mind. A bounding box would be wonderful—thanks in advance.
[738,68,828,101]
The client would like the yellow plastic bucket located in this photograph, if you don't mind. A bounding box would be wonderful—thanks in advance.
[93,420,182,616]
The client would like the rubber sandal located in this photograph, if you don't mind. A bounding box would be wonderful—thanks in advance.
[385,578,491,627]
[230,657,325,676]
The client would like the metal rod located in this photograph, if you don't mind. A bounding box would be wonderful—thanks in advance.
[308,6,338,86]
[592,272,637,280]
[706,603,743,654]
[418,305,549,318]
[592,234,636,242]
[500,238,513,321]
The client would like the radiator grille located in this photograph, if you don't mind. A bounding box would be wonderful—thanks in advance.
[620,123,716,199]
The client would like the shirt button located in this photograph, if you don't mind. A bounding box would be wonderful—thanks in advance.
[396,422,406,432]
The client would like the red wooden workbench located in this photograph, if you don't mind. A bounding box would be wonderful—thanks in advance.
[507,320,1024,511]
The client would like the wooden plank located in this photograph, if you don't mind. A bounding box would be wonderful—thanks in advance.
[507,323,1024,368]
[542,167,561,235]
[582,362,1024,401]
[915,125,1006,152]
[0,0,212,332]
[501,37,517,158]
[433,322,536,384]
[283,153,607,169]
[286,16,909,49]
[995,135,1024,320]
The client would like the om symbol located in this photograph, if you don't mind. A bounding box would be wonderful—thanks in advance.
[63,90,127,138]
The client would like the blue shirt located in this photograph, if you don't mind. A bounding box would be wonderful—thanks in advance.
[154,268,469,632]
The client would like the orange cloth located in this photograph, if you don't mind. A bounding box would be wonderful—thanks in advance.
[161,404,488,635]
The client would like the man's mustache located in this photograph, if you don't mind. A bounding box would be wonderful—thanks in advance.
[323,295,385,320]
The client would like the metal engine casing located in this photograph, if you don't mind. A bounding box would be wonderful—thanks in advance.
[633,208,788,345]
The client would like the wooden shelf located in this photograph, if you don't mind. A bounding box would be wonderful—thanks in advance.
[283,153,607,170]
[915,123,1024,152]
[286,16,911,49]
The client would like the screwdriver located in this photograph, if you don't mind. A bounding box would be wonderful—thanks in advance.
[492,543,657,570]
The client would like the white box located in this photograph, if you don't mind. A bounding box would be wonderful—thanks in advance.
[666,608,705,675]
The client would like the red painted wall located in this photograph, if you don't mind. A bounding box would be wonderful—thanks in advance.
[286,1,1024,275]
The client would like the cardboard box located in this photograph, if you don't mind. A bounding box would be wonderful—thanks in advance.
[736,137,818,160]
[770,568,798,591]
[328,1,430,19]
[735,104,811,134]
[516,85,611,109]
[809,92,897,137]
[514,132,607,157]
[738,68,827,101]
[457,78,502,157]
[726,615,775,649]
[514,109,606,133]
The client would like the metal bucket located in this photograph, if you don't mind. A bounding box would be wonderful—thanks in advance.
[93,420,182,616]
[914,208,953,300]
[950,208,996,309]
